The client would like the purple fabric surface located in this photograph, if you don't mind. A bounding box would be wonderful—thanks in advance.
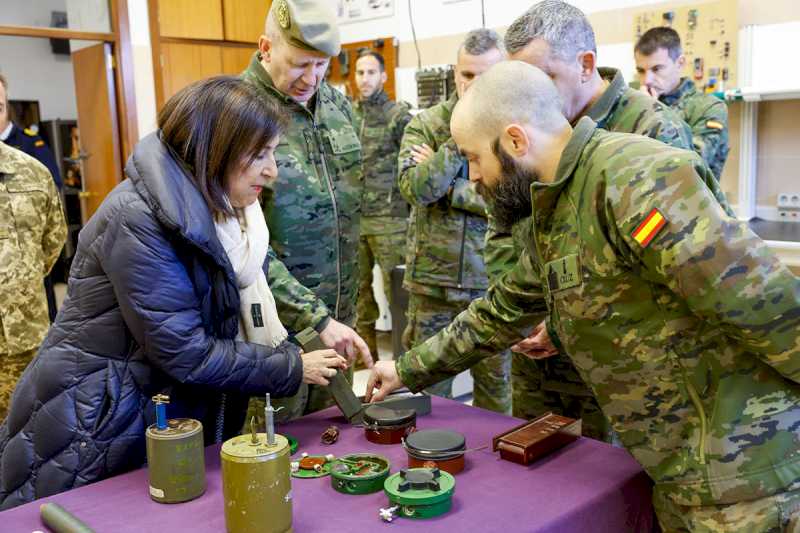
[1,397,653,532]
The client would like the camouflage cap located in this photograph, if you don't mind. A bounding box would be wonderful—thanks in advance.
[270,0,341,57]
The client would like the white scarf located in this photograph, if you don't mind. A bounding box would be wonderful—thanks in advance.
[214,200,288,348]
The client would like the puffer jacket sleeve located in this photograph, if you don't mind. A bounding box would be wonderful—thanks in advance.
[100,203,303,397]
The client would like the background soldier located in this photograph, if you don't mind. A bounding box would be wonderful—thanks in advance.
[398,29,510,414]
[242,0,370,420]
[368,61,800,532]
[0,74,62,189]
[0,142,66,418]
[486,0,730,440]
[352,50,412,362]
[1,73,63,325]
[635,26,730,180]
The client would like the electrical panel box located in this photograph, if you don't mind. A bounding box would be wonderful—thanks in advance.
[415,67,455,110]
[633,0,738,92]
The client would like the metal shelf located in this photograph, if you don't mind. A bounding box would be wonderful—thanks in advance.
[726,87,800,102]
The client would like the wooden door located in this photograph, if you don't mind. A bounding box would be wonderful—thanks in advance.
[158,0,223,40]
[161,42,223,101]
[221,46,256,75]
[72,43,123,223]
[223,0,272,43]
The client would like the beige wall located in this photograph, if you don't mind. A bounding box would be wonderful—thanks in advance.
[397,0,800,212]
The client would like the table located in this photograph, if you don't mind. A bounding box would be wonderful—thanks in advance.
[1,397,654,532]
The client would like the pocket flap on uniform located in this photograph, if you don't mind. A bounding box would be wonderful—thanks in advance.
[326,128,361,154]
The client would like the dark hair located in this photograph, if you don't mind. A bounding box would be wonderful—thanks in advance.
[635,27,682,60]
[461,28,505,57]
[357,49,385,71]
[157,76,288,217]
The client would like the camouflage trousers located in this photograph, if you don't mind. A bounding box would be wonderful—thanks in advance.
[653,482,800,532]
[355,231,407,359]
[403,290,511,415]
[512,352,610,441]
[0,347,37,420]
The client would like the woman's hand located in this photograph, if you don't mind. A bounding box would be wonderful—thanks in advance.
[301,349,348,386]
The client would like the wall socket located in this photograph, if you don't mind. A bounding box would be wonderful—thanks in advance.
[777,192,800,220]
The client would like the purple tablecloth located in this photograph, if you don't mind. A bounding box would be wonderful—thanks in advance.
[1,397,653,532]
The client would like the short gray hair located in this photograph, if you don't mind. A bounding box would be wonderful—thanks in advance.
[504,0,596,61]
[460,28,505,57]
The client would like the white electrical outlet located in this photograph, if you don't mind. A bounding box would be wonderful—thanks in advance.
[777,192,800,220]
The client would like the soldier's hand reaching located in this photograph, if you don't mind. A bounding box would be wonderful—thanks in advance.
[364,361,403,402]
[409,143,435,164]
[319,319,374,369]
[511,320,559,359]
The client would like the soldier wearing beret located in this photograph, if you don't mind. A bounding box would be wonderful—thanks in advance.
[635,26,730,180]
[368,60,800,532]
[242,0,370,420]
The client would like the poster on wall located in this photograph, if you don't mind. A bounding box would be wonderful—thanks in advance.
[337,0,395,24]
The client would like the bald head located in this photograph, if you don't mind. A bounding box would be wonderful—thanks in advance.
[453,60,566,139]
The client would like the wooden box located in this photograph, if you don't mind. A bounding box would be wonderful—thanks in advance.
[492,413,582,465]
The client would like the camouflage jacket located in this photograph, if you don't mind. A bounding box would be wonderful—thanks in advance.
[399,92,489,295]
[485,67,730,281]
[660,77,730,180]
[353,90,412,234]
[243,53,363,327]
[398,117,800,507]
[0,142,66,354]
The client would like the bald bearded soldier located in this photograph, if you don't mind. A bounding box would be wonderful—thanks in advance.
[368,61,800,532]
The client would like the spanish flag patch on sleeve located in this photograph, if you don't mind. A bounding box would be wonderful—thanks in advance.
[632,208,667,247]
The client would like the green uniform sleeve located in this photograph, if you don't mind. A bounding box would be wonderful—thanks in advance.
[691,100,730,177]
[42,168,67,274]
[483,215,519,283]
[267,247,331,333]
[398,115,465,206]
[397,237,548,391]
[449,177,487,216]
[644,104,734,216]
[610,155,800,383]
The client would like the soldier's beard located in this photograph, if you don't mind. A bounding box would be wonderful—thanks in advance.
[481,138,536,229]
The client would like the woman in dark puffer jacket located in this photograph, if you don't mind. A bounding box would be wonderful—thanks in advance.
[0,76,347,509]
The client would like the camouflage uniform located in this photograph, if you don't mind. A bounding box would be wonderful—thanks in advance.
[242,53,362,418]
[0,142,66,418]
[399,93,510,414]
[352,90,412,357]
[398,117,800,530]
[489,67,722,439]
[660,77,730,181]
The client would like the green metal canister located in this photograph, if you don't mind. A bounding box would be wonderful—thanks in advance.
[145,416,206,504]
[221,431,292,533]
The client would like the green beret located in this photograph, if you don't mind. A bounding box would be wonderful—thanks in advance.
[270,0,341,57]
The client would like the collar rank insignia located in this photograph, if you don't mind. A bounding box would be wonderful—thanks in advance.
[632,208,667,247]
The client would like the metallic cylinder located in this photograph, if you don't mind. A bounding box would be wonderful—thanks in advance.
[40,503,96,533]
[221,433,292,533]
[145,418,206,504]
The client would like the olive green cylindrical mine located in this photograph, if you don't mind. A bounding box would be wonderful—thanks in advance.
[145,418,206,503]
[221,433,292,533]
